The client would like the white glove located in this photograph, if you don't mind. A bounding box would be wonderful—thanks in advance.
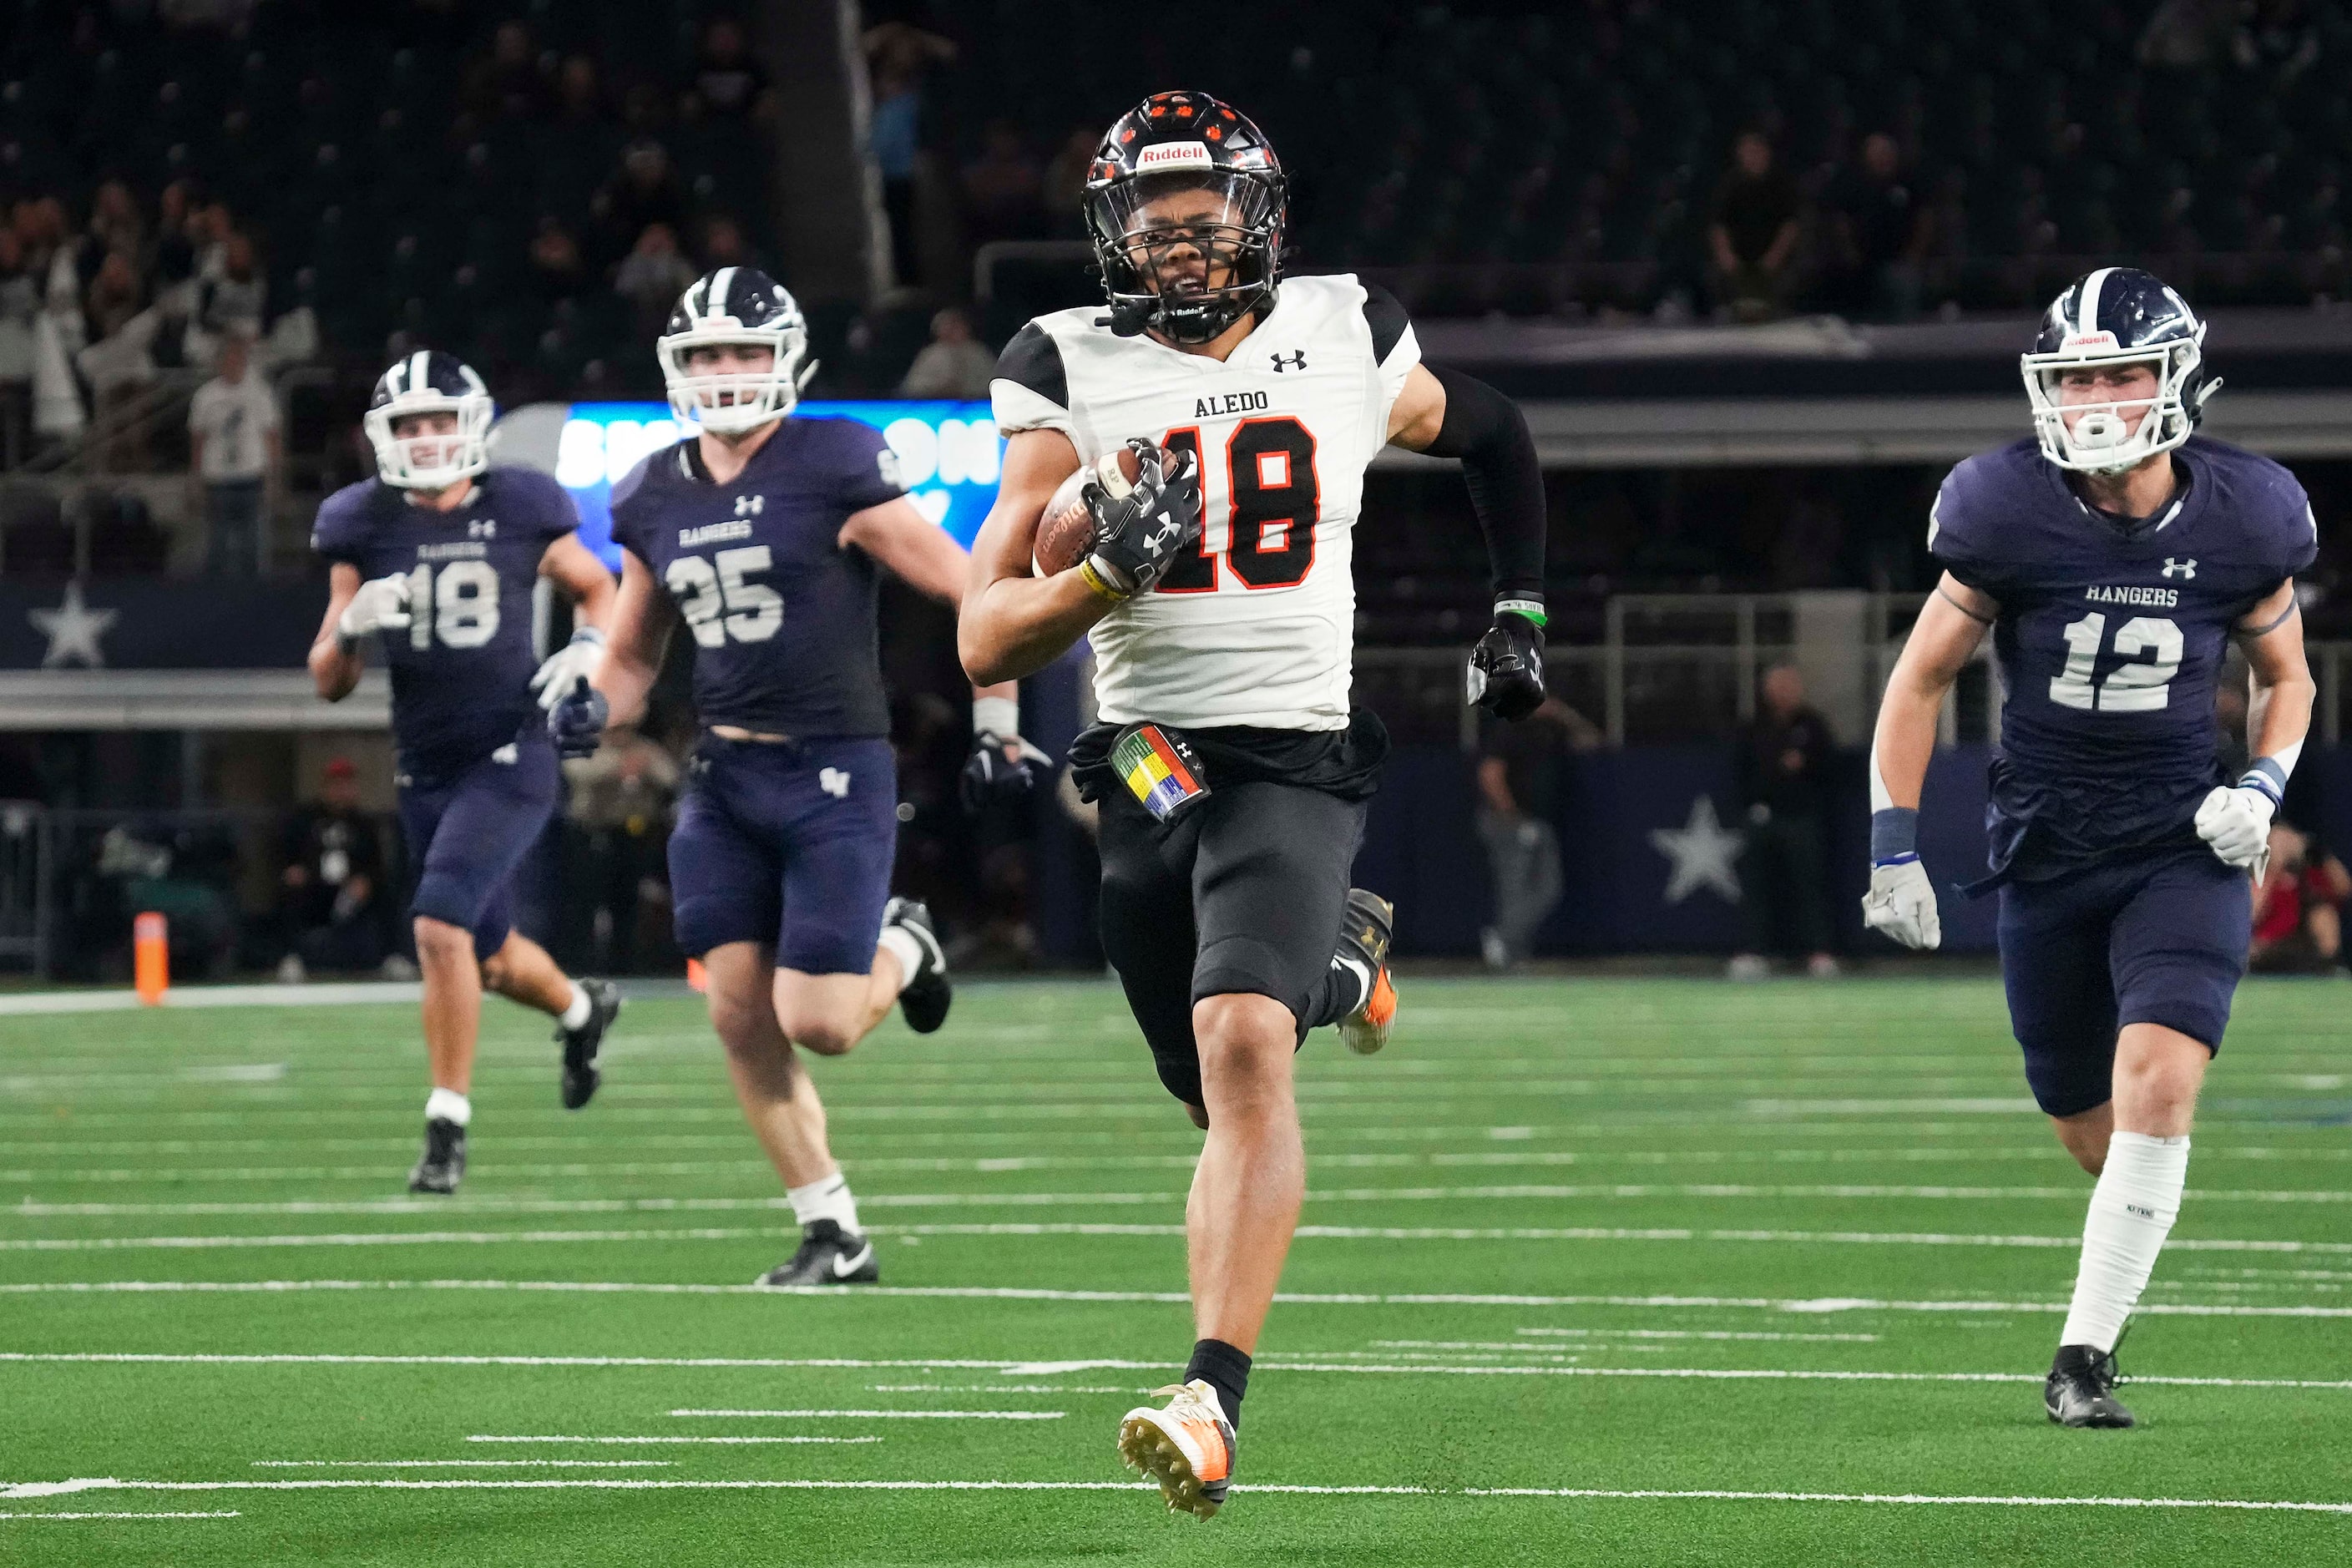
[1861,857,1941,950]
[2194,785,2274,870]
[531,626,608,711]
[337,574,412,641]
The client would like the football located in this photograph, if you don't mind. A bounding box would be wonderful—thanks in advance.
[1033,445,1148,577]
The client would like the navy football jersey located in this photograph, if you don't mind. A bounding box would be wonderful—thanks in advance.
[312,467,583,774]
[1930,436,2317,879]
[609,417,907,738]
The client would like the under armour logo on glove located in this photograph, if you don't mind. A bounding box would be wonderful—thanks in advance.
[2162,557,2197,579]
[1270,350,1307,372]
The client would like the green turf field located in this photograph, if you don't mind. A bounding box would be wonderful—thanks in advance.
[3,975,2348,1565]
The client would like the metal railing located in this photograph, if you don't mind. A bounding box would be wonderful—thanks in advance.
[1359,589,2350,751]
[18,369,206,476]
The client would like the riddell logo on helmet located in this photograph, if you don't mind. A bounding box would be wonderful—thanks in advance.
[2066,331,2120,349]
[1135,141,1216,172]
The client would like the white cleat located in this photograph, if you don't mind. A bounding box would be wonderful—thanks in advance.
[1116,1378,1236,1519]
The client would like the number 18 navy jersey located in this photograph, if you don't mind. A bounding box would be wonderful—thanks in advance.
[1930,436,2316,881]
[311,467,582,776]
[609,417,908,739]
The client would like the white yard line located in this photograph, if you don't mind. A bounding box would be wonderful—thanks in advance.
[463,1436,883,1445]
[0,1510,240,1520]
[251,1460,672,1468]
[8,1223,2350,1254]
[5,1352,2344,1390]
[7,1280,2351,1318]
[14,1184,2352,1218]
[3,1478,2348,1514]
[665,1409,1063,1420]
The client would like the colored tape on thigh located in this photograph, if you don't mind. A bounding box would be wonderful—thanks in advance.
[1111,724,1207,822]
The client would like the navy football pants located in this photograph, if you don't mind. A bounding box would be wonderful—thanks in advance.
[667,735,898,974]
[1997,846,2251,1118]
[397,735,559,962]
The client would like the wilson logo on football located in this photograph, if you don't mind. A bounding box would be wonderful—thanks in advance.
[1134,140,1216,172]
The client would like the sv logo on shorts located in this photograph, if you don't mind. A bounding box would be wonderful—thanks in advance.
[818,766,851,798]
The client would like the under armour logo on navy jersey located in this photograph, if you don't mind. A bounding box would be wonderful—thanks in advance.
[1270,349,1307,372]
[819,767,851,798]
[468,518,496,539]
[734,494,764,518]
[2163,557,2198,579]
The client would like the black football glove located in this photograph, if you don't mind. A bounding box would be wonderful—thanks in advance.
[1084,440,1202,596]
[547,675,609,759]
[1466,611,1545,721]
[959,730,1051,814]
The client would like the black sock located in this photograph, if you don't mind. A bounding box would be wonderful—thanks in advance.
[1298,959,1367,1030]
[1184,1338,1252,1432]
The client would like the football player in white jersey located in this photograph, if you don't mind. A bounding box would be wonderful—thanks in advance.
[960,90,1550,1517]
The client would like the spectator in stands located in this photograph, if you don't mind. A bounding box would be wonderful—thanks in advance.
[78,249,157,470]
[1707,130,1803,323]
[151,180,199,313]
[862,19,956,287]
[697,212,765,273]
[194,230,265,346]
[1728,665,1839,979]
[1827,133,1926,321]
[186,333,279,575]
[2234,0,2322,83]
[592,140,690,267]
[1476,697,1601,969]
[961,119,1045,245]
[898,306,995,398]
[2139,0,2238,68]
[76,180,144,291]
[530,217,590,306]
[1041,124,1101,230]
[275,756,388,982]
[464,19,546,123]
[694,16,771,121]
[560,726,679,974]
[82,248,142,342]
[2250,822,2349,974]
[613,221,698,338]
[0,228,35,462]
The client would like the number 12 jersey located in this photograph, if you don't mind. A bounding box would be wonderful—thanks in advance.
[992,273,1422,733]
[1930,435,2316,879]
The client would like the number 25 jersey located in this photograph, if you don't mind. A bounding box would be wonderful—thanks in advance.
[1930,435,2316,879]
[992,274,1421,733]
[311,467,581,775]
[609,417,908,739]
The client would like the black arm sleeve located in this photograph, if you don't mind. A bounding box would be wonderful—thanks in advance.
[1419,365,1545,606]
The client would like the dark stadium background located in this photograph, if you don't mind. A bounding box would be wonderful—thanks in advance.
[0,0,2346,981]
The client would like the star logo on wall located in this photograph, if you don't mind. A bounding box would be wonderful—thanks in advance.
[28,581,119,669]
[1649,793,1743,905]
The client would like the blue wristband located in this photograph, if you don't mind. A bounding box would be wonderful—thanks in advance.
[2238,757,2287,807]
[1870,807,1920,863]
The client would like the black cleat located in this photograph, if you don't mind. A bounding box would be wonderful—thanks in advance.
[407,1116,467,1195]
[557,978,622,1110]
[884,897,951,1034]
[752,1219,880,1287]
[2046,1343,2136,1429]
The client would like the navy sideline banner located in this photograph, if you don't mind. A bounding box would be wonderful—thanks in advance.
[0,579,327,670]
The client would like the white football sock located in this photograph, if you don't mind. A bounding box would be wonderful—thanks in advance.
[2058,1130,2189,1353]
[558,982,593,1030]
[875,926,925,996]
[424,1087,472,1127]
[787,1172,862,1236]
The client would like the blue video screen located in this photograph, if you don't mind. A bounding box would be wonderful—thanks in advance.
[553,401,1004,569]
